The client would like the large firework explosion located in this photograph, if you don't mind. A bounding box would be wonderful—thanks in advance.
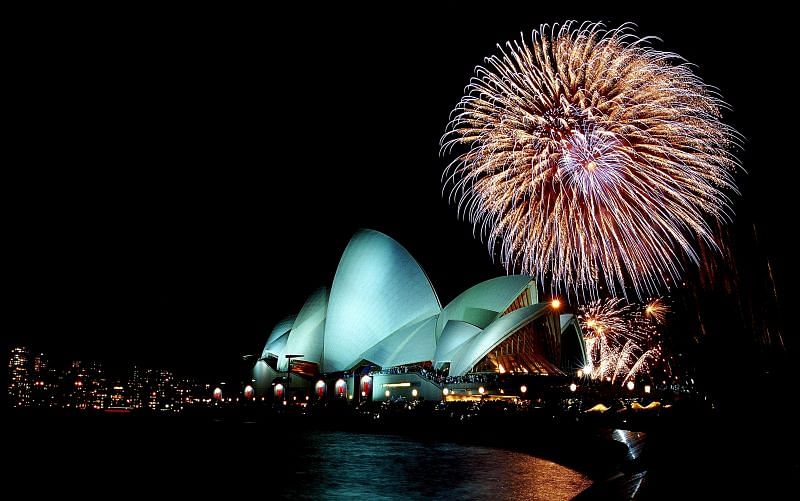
[442,21,740,299]
[579,297,665,384]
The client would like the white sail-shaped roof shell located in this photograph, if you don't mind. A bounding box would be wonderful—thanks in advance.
[559,313,588,368]
[435,275,533,340]
[355,315,438,369]
[448,303,551,376]
[278,287,328,371]
[434,320,483,364]
[252,360,274,396]
[322,230,441,372]
[262,315,295,359]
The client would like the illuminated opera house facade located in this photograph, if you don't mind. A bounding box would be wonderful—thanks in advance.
[252,229,586,402]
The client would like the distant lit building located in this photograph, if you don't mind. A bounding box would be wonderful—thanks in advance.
[66,361,106,410]
[87,362,107,410]
[137,368,175,412]
[33,353,47,374]
[8,346,32,408]
[107,380,129,409]
[129,365,143,409]
[65,360,83,409]
[30,352,57,408]
[128,365,179,412]
[175,377,202,411]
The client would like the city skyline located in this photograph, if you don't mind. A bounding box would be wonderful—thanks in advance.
[7,344,224,411]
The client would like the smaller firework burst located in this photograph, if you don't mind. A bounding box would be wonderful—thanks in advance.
[579,298,646,346]
[644,298,670,325]
[579,298,663,385]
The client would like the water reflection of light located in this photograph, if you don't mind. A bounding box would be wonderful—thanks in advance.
[280,431,592,500]
[611,429,647,461]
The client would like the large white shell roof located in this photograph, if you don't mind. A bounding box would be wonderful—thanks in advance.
[258,229,574,377]
[278,287,328,371]
[436,275,533,339]
[322,230,441,372]
[262,315,296,359]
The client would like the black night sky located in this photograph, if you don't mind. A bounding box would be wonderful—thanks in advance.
[6,4,796,384]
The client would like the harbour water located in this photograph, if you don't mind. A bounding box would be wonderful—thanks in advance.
[274,430,592,500]
[7,410,796,499]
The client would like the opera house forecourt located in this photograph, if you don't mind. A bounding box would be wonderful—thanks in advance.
[252,229,587,404]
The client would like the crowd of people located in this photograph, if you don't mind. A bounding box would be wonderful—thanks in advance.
[417,368,499,386]
[368,364,500,387]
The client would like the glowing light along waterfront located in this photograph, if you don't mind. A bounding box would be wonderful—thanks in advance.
[442,21,740,299]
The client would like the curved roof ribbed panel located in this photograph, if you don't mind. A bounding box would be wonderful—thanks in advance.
[435,275,533,340]
[356,315,438,368]
[449,303,551,376]
[278,288,328,371]
[434,320,483,363]
[264,331,290,360]
[252,360,273,395]
[559,314,587,367]
[262,315,296,358]
[323,229,442,372]
[559,314,575,332]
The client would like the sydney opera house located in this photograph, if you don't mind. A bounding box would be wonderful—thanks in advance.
[252,229,586,403]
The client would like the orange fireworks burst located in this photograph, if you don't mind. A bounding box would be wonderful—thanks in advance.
[442,21,740,299]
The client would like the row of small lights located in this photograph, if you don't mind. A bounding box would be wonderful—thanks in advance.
[218,381,651,400]
[382,389,419,398]
[569,380,651,394]
[442,386,503,396]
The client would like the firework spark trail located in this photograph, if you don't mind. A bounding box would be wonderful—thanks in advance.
[627,349,656,380]
[442,21,741,299]
[611,341,638,384]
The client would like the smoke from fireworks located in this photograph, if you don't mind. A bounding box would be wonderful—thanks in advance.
[442,21,740,299]
[580,298,663,384]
